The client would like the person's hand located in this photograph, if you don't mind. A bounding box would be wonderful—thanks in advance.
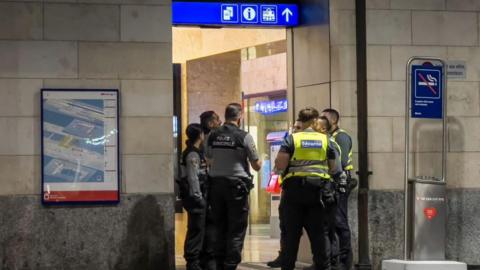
[338,172,348,193]
[194,197,206,209]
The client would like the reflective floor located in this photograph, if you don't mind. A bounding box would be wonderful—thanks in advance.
[176,213,309,269]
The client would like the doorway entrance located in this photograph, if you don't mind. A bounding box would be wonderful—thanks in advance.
[173,26,289,267]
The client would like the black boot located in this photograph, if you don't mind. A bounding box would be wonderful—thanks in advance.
[267,251,282,268]
[303,264,315,270]
[186,261,203,270]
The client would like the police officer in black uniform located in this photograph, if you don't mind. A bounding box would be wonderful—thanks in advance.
[199,110,222,270]
[322,109,357,270]
[275,107,338,270]
[179,123,210,270]
[206,103,262,270]
[267,119,305,268]
[200,111,222,135]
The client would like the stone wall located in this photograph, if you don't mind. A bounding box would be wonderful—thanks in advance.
[241,53,288,96]
[326,0,480,268]
[0,1,174,269]
[186,51,242,124]
[173,27,286,64]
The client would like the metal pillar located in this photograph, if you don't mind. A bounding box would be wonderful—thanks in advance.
[355,0,372,269]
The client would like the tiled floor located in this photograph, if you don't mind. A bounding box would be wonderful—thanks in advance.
[176,234,281,269]
[176,213,288,269]
[175,213,311,270]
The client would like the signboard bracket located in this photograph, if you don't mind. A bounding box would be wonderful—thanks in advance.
[404,57,447,260]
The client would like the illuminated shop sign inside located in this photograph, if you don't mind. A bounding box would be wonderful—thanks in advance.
[255,99,288,115]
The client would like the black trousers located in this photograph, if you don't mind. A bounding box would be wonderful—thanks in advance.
[329,191,352,270]
[209,177,250,270]
[184,200,206,265]
[183,199,216,270]
[281,178,335,270]
[279,191,286,256]
[201,208,217,270]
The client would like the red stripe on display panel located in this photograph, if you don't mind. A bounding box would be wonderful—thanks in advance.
[44,191,118,202]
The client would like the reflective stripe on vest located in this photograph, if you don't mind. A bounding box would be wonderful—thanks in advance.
[332,128,354,171]
[284,131,331,180]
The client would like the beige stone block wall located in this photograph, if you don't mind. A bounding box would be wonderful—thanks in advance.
[367,81,405,116]
[329,0,358,174]
[367,10,411,45]
[367,46,391,80]
[79,42,172,79]
[241,53,287,96]
[447,82,480,116]
[366,0,389,9]
[412,11,478,46]
[365,0,480,189]
[0,41,78,78]
[43,79,121,91]
[369,153,405,189]
[390,0,446,10]
[121,5,171,43]
[293,25,331,86]
[0,79,43,116]
[173,27,286,64]
[294,83,331,116]
[446,0,480,11]
[368,117,393,152]
[331,81,357,117]
[186,50,241,124]
[0,1,173,196]
[123,154,174,193]
[330,9,356,46]
[0,3,43,40]
[448,47,480,81]
[121,80,173,117]
[331,45,357,81]
[44,4,120,41]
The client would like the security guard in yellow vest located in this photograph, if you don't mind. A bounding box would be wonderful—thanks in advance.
[275,107,338,270]
[322,109,356,270]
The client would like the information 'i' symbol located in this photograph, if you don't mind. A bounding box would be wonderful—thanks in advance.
[243,7,256,21]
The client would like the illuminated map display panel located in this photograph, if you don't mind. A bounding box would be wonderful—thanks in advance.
[41,89,120,204]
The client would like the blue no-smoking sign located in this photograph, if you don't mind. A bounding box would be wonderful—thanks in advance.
[411,65,444,119]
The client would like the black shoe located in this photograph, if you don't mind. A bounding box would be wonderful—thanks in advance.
[335,263,348,270]
[267,252,282,268]
[186,261,203,270]
[303,264,315,270]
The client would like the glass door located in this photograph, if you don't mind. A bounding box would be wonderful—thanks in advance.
[243,93,288,231]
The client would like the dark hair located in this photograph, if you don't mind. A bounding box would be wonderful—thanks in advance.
[225,103,242,121]
[185,123,203,147]
[322,108,340,124]
[297,107,319,123]
[318,116,331,131]
[200,111,217,133]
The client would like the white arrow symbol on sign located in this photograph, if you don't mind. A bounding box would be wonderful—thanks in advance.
[282,8,293,22]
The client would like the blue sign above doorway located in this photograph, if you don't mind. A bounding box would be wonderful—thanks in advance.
[172,2,299,27]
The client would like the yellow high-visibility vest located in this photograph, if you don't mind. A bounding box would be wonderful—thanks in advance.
[332,129,354,171]
[283,131,331,181]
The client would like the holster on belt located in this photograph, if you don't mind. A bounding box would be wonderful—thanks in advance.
[303,177,336,208]
[304,176,329,189]
[227,176,254,199]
